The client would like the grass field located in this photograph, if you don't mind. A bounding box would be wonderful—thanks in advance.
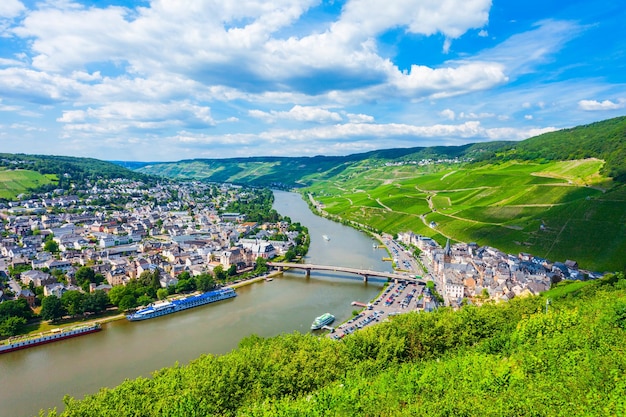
[305,160,625,272]
[0,169,56,200]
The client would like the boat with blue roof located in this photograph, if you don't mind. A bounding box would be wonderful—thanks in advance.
[126,288,236,321]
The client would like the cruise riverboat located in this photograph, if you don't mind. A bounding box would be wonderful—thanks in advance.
[0,323,102,354]
[126,288,237,321]
[311,312,335,330]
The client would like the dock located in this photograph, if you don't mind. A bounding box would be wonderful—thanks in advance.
[351,301,369,307]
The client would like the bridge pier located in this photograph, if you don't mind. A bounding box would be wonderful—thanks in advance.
[305,268,311,277]
[363,275,368,282]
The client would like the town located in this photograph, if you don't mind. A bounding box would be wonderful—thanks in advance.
[396,231,600,307]
[0,178,307,335]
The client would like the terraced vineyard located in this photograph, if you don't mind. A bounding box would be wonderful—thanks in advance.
[305,159,626,272]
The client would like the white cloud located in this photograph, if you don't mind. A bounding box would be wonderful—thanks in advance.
[5,0,504,107]
[171,120,555,148]
[346,113,375,123]
[578,98,625,111]
[249,105,343,123]
[475,20,582,77]
[71,71,102,82]
[57,100,215,133]
[0,99,21,112]
[524,114,533,120]
[440,109,456,120]
[0,57,26,67]
[458,111,496,119]
[10,123,46,132]
[0,0,25,18]
[392,62,508,97]
[484,126,557,140]
[478,29,488,37]
[337,0,490,40]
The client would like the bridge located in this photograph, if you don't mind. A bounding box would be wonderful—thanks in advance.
[267,262,426,283]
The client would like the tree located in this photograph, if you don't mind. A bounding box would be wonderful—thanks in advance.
[118,294,137,311]
[84,290,109,314]
[108,285,127,306]
[195,273,215,292]
[0,298,32,320]
[227,264,237,276]
[254,257,268,275]
[62,290,86,317]
[176,278,195,293]
[0,316,27,336]
[214,265,227,282]
[43,240,59,254]
[75,266,95,285]
[157,288,169,300]
[40,296,65,322]
[284,249,296,262]
[137,294,153,307]
[150,269,161,291]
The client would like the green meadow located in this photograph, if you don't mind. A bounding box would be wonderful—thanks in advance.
[0,169,56,200]
[306,159,626,272]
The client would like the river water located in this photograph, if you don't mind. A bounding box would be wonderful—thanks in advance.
[0,190,391,417]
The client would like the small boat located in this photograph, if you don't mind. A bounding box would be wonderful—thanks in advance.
[323,235,330,241]
[265,277,273,282]
[311,313,335,330]
[373,242,378,248]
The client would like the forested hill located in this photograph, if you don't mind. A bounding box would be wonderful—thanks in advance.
[134,143,514,187]
[479,116,626,181]
[45,273,626,416]
[0,153,155,189]
[135,115,626,187]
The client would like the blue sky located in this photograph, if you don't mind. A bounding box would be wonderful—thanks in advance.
[0,0,624,161]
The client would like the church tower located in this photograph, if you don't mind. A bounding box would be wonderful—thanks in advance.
[443,238,452,263]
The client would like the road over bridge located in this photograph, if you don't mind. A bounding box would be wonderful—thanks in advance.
[267,262,426,283]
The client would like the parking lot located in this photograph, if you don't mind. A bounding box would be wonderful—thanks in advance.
[385,237,425,277]
[330,280,425,340]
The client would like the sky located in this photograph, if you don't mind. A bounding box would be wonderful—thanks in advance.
[0,0,625,162]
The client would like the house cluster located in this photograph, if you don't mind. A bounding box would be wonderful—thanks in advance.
[398,231,597,306]
[0,180,297,306]
[383,157,473,167]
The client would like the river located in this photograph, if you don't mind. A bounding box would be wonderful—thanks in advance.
[0,190,391,417]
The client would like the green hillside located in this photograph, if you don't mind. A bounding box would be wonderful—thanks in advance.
[486,116,626,181]
[44,273,626,416]
[306,159,625,272]
[0,168,56,200]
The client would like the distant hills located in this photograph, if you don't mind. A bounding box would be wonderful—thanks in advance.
[136,116,626,186]
[0,154,155,200]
